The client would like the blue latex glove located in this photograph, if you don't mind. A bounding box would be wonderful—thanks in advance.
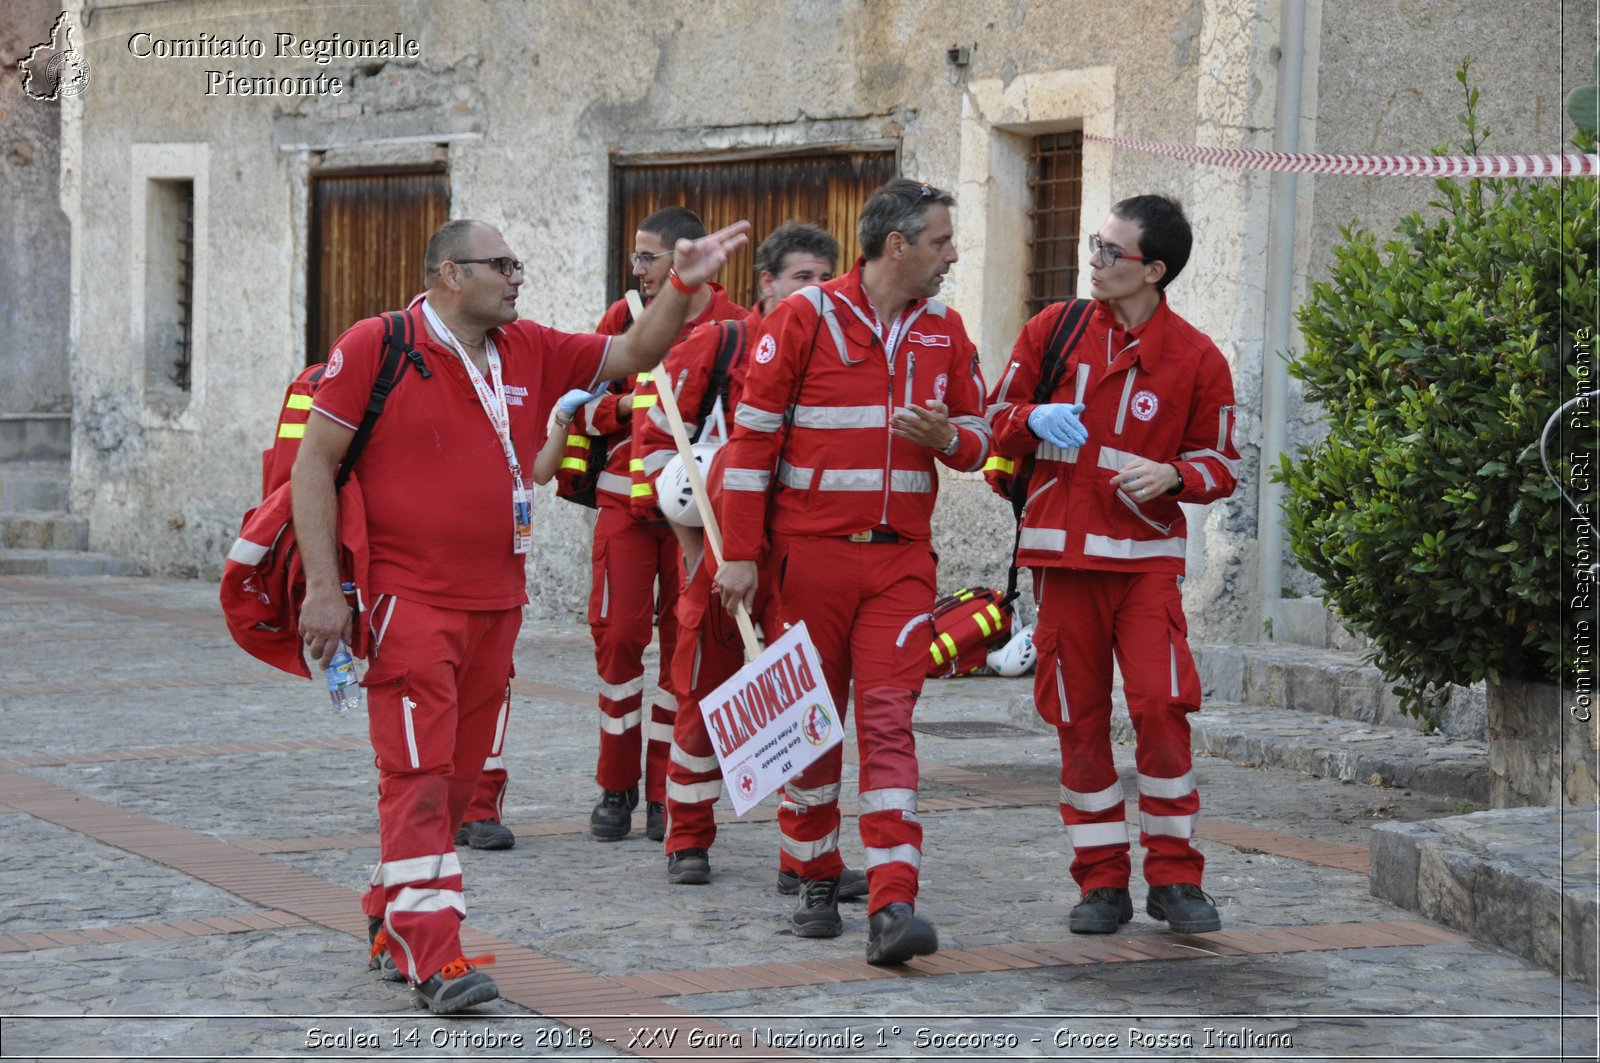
[1027,403,1089,448]
[557,387,606,416]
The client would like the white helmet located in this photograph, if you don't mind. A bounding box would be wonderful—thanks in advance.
[656,443,719,527]
[987,623,1036,677]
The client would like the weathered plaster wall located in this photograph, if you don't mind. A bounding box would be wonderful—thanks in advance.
[2,0,72,417]
[61,0,1588,644]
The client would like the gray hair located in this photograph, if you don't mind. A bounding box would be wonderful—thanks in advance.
[857,179,955,260]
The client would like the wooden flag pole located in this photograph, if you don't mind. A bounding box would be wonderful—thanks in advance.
[626,291,761,660]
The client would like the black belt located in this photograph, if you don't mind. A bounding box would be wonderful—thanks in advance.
[845,528,906,544]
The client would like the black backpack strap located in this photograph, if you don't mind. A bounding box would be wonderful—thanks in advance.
[1002,299,1095,606]
[336,311,423,489]
[1033,298,1094,404]
[694,319,745,430]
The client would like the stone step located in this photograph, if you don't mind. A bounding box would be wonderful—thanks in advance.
[0,548,140,576]
[1370,807,1597,988]
[1004,693,1487,804]
[1195,641,1486,741]
[0,510,89,551]
[0,413,70,462]
[0,461,70,511]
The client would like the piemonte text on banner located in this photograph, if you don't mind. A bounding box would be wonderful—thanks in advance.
[698,621,843,816]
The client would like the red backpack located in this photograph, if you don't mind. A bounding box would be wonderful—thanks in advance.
[220,311,427,676]
[926,587,1015,679]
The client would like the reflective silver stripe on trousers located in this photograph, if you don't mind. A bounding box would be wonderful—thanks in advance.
[653,693,678,711]
[864,844,922,870]
[482,755,504,771]
[1082,534,1185,560]
[392,887,467,916]
[1054,657,1071,724]
[668,779,724,804]
[792,404,887,429]
[1136,770,1196,800]
[648,720,674,742]
[598,709,643,734]
[782,781,841,807]
[1066,821,1129,849]
[857,787,918,814]
[1140,812,1197,838]
[380,852,462,887]
[599,676,645,701]
[1019,527,1067,553]
[1171,638,1181,698]
[670,744,720,774]
[895,611,933,648]
[722,468,771,492]
[1061,781,1123,813]
[735,403,785,433]
[780,828,840,861]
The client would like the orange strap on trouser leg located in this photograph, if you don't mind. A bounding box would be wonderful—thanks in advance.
[769,535,935,912]
[358,598,519,982]
[1035,567,1204,892]
[589,504,681,796]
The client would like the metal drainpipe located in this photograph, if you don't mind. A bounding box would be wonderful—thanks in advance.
[1256,0,1306,640]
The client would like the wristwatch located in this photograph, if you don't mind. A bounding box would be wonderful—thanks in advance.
[940,429,960,455]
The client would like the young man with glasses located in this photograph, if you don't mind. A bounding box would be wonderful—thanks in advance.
[293,217,747,1013]
[577,206,747,843]
[713,180,992,965]
[986,194,1240,938]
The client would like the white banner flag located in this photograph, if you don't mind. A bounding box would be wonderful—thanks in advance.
[698,621,843,815]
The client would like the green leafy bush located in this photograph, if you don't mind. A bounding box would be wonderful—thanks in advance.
[1276,64,1598,723]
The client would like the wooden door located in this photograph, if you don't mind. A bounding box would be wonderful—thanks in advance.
[608,147,899,310]
[307,166,450,365]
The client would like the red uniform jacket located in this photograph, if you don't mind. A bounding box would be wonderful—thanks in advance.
[578,284,745,507]
[987,296,1240,574]
[629,307,761,516]
[718,262,990,562]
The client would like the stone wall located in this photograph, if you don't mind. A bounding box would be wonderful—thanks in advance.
[1488,679,1600,809]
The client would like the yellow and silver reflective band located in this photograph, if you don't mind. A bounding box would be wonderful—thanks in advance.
[983,454,1015,476]
[558,456,589,472]
[932,631,958,664]
[974,603,1002,638]
[566,434,591,449]
[286,394,313,411]
[277,423,306,439]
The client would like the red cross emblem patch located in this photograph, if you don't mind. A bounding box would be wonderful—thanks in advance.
[1131,389,1159,421]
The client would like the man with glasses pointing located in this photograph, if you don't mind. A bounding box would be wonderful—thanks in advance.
[987,194,1240,938]
[294,216,748,1013]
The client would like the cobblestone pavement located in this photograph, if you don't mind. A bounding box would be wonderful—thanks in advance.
[0,574,1595,1062]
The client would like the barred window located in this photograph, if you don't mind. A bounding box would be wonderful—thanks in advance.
[1026,131,1083,316]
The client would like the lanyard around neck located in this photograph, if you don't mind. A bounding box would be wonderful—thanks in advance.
[421,299,523,481]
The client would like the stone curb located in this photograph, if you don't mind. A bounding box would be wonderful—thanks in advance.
[1371,808,1599,989]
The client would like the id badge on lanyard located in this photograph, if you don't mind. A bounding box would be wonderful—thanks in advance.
[425,301,533,555]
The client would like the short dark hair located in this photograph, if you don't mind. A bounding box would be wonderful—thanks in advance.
[1111,194,1192,290]
[638,206,706,249]
[755,222,840,278]
[858,178,955,260]
[424,219,484,280]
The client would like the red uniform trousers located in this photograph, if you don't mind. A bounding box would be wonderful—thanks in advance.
[770,534,934,914]
[358,596,520,983]
[589,501,681,799]
[463,688,511,824]
[663,556,779,856]
[1032,567,1205,892]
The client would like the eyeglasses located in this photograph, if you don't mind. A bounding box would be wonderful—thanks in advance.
[1087,233,1148,268]
[453,257,524,278]
[629,250,675,269]
[919,183,936,198]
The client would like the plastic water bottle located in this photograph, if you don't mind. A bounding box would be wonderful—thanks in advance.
[325,641,363,713]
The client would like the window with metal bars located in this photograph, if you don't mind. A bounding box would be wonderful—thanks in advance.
[608,147,899,311]
[1026,131,1083,317]
[144,179,195,394]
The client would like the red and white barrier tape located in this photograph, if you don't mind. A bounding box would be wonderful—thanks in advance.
[1084,133,1598,178]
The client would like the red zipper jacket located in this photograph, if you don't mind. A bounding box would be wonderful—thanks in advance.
[718,261,990,562]
[987,296,1239,573]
